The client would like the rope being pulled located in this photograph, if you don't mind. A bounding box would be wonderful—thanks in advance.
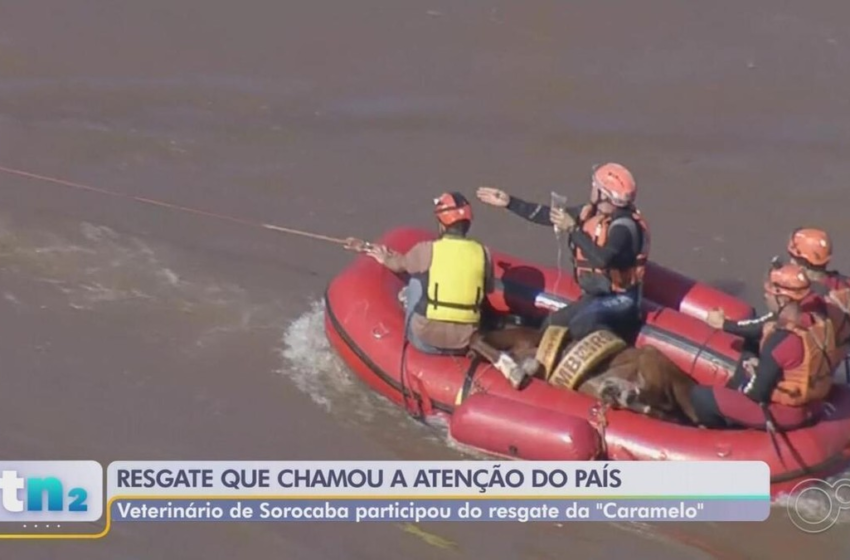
[0,163,370,250]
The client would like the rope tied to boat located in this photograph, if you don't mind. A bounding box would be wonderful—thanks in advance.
[761,403,812,474]
[466,362,496,398]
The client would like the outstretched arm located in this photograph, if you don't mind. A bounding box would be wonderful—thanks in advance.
[351,243,406,273]
[505,197,555,226]
[722,312,775,340]
[378,247,408,273]
[506,196,584,227]
[705,308,773,340]
[476,186,581,227]
[361,241,432,275]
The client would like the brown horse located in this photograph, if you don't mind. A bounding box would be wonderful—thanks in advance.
[470,325,701,425]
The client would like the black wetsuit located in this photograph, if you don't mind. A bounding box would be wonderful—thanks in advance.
[506,196,645,343]
[722,312,775,356]
[690,312,819,430]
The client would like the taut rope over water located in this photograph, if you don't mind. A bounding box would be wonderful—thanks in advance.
[0,163,359,248]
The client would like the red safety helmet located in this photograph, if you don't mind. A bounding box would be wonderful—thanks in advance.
[592,163,636,207]
[787,227,832,267]
[764,261,811,302]
[434,192,473,227]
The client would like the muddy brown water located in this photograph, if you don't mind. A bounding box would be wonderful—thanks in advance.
[1,0,849,557]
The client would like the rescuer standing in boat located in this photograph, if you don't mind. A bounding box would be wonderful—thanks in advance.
[691,262,836,430]
[358,192,495,355]
[476,163,649,344]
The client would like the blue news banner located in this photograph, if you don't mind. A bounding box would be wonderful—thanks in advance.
[111,498,761,523]
[105,461,771,524]
[0,460,771,535]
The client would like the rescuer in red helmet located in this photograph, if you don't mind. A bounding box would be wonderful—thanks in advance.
[477,163,649,344]
[348,193,496,348]
[347,193,530,387]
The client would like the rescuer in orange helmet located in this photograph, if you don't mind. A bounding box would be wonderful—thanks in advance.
[477,162,649,344]
[690,262,836,430]
[705,227,848,370]
[786,228,850,363]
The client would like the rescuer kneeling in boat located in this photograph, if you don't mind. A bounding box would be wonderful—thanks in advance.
[690,262,836,430]
[477,163,649,344]
[360,192,495,353]
[705,228,849,368]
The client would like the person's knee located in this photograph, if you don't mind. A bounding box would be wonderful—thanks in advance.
[568,315,599,340]
[595,307,639,341]
[689,386,728,428]
[546,306,575,328]
[405,279,423,304]
[402,279,424,323]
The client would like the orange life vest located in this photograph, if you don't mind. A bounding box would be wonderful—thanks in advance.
[571,204,650,293]
[758,314,835,407]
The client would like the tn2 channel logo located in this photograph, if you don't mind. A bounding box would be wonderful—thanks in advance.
[0,461,103,523]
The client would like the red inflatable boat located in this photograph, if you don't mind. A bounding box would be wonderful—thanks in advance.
[323,227,850,497]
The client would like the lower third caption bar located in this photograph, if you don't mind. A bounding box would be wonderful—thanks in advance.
[111,498,769,522]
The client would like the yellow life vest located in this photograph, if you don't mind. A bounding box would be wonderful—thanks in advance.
[419,236,486,324]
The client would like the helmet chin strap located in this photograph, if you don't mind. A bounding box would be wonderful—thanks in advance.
[775,297,801,326]
[594,190,620,213]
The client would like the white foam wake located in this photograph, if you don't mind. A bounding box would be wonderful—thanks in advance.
[277,300,484,454]
[0,216,284,343]
[278,300,373,415]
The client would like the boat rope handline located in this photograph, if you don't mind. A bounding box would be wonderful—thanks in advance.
[0,163,350,247]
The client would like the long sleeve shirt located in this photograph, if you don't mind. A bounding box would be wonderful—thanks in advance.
[505,196,642,295]
[722,311,808,403]
[380,238,495,350]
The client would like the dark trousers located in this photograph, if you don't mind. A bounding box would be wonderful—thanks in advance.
[689,385,816,430]
[690,347,818,430]
[544,289,642,344]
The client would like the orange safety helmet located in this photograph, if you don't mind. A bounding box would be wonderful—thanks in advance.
[787,227,832,267]
[764,261,811,301]
[592,163,637,207]
[433,192,473,227]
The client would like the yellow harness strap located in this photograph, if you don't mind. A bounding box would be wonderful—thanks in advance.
[549,329,627,389]
[535,326,570,379]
